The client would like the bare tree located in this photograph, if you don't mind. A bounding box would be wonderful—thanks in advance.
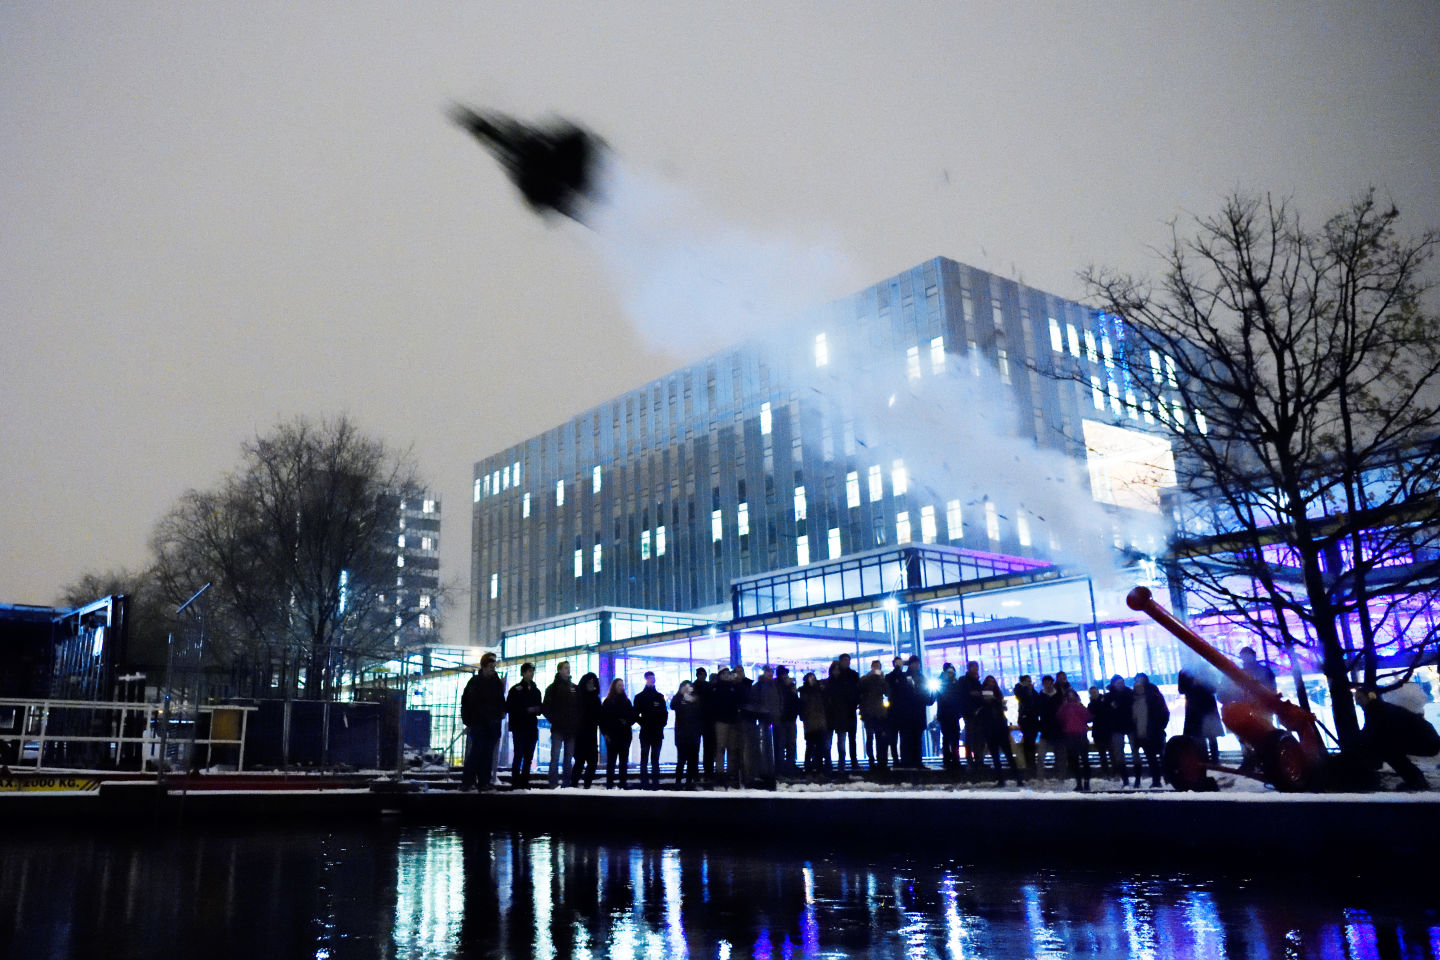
[1082,190,1440,759]
[151,415,430,699]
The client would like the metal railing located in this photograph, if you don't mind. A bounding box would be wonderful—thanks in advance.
[0,698,256,772]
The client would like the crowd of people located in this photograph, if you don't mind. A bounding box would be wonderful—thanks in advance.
[460,646,1440,793]
[457,647,1314,793]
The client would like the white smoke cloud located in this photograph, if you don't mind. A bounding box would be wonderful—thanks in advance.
[580,156,1164,581]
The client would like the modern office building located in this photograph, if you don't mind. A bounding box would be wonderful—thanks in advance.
[382,489,443,655]
[461,255,1209,703]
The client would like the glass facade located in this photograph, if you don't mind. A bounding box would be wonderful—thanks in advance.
[470,256,1146,647]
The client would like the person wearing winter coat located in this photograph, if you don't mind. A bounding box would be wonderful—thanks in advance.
[1056,688,1094,791]
[1131,672,1171,788]
[935,663,963,771]
[823,661,854,773]
[858,660,890,771]
[832,653,863,770]
[975,675,1019,786]
[1358,685,1435,791]
[542,661,578,787]
[1178,670,1222,763]
[504,662,543,789]
[884,657,906,764]
[776,666,800,775]
[1102,675,1139,787]
[893,656,934,769]
[1033,675,1065,779]
[1087,685,1112,777]
[670,681,703,787]
[799,672,831,774]
[692,667,716,778]
[956,661,985,772]
[634,671,668,789]
[744,665,781,785]
[460,652,506,791]
[710,667,741,784]
[1013,675,1041,773]
[569,672,603,788]
[600,678,637,789]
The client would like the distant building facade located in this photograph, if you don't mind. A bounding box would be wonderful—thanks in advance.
[470,256,1175,645]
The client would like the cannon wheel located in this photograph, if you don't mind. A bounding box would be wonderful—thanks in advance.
[1259,730,1310,792]
[1163,735,1208,791]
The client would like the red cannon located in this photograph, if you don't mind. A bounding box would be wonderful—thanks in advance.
[1126,586,1328,791]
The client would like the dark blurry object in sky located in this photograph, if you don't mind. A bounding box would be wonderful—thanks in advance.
[448,104,605,222]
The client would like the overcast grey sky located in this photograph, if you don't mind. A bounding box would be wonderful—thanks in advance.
[3,3,1437,642]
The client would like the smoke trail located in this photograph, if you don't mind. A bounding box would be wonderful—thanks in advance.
[581,155,1163,581]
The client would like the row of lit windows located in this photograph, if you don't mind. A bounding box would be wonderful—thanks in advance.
[1048,316,1181,389]
[1087,375,1209,433]
[396,535,436,551]
[475,461,524,501]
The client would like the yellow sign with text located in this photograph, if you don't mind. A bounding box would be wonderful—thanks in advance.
[0,774,102,792]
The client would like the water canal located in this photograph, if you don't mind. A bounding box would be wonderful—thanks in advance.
[4,824,1433,959]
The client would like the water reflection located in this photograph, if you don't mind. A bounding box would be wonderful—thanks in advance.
[2,825,1437,959]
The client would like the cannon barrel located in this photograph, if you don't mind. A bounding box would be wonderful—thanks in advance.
[1126,586,1324,756]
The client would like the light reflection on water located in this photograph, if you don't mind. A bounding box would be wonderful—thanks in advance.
[2,825,1437,959]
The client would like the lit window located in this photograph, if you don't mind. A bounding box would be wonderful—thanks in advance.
[473,479,481,503]
[592,465,602,493]
[574,549,583,578]
[1091,376,1105,410]
[1108,377,1122,415]
[868,465,883,502]
[1165,355,1179,388]
[967,340,980,376]
[522,492,530,518]
[828,527,842,560]
[760,402,772,435]
[395,616,403,628]
[1195,409,1209,434]
[397,535,406,549]
[711,509,723,542]
[998,348,1011,385]
[792,487,806,521]
[1142,398,1155,424]
[1084,330,1098,364]
[556,480,565,506]
[511,463,520,486]
[1067,323,1081,357]
[1017,512,1032,547]
[920,505,937,544]
[418,613,433,630]
[1049,318,1063,353]
[1171,399,1186,431]
[492,470,499,492]
[1156,399,1170,425]
[896,511,912,544]
[396,555,405,568]
[1101,336,1114,369]
[421,537,433,551]
[419,594,431,609]
[1126,390,1139,420]
[907,346,921,381]
[423,499,436,514]
[1150,350,1163,383]
[797,535,810,566]
[891,460,907,496]
[738,502,750,536]
[814,332,829,367]
[502,465,510,490]
[846,471,860,508]
[482,474,490,498]
[593,543,603,573]
[656,526,666,556]
[641,529,652,560]
[984,502,1000,541]
[946,500,962,539]
[930,336,945,373]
